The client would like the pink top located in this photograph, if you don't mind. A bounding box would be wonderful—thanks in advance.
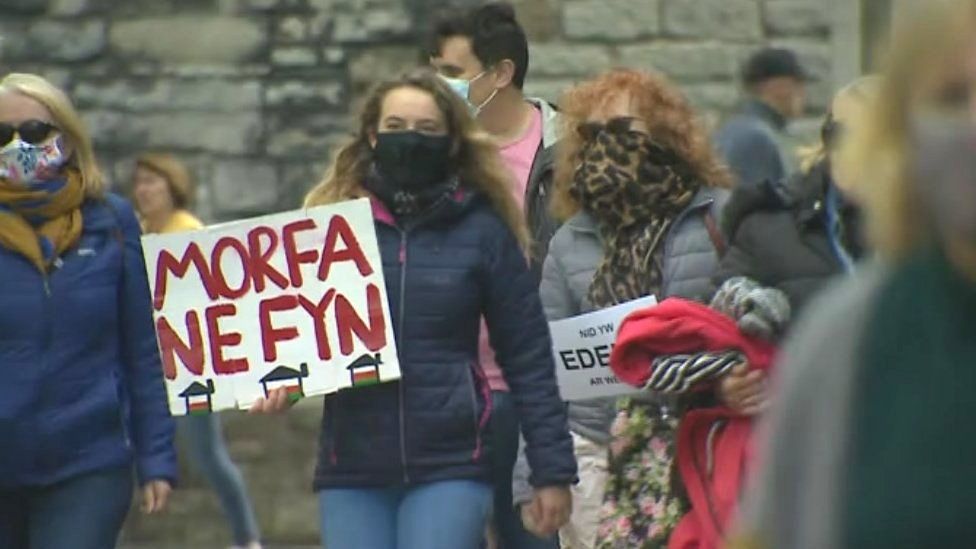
[499,107,544,211]
[479,106,545,392]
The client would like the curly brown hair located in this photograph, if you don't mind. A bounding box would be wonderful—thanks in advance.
[551,69,733,221]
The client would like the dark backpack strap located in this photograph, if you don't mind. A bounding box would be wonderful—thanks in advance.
[703,211,727,257]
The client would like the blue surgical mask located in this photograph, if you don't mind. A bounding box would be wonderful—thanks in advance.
[439,72,497,115]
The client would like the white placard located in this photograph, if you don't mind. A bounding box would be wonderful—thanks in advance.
[549,296,658,401]
[141,198,400,416]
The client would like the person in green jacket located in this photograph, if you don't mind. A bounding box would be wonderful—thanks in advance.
[733,1,976,548]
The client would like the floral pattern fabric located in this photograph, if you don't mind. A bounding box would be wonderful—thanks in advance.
[596,398,687,549]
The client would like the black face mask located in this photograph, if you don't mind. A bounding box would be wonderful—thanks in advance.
[372,131,453,191]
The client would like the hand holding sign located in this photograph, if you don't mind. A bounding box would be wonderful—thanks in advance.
[549,296,657,401]
[141,199,401,416]
[248,387,295,415]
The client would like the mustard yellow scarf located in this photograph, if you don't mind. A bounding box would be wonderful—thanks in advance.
[0,169,84,273]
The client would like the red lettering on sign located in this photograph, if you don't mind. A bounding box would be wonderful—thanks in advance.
[298,290,336,360]
[153,243,217,310]
[282,219,320,288]
[156,311,204,380]
[247,225,289,293]
[318,215,374,281]
[205,304,248,375]
[210,236,252,299]
[259,295,300,362]
[335,283,386,356]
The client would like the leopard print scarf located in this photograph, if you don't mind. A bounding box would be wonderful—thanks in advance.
[572,125,699,309]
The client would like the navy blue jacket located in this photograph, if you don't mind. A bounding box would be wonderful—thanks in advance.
[313,192,576,489]
[0,194,177,488]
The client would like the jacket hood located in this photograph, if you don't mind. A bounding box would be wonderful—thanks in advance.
[526,97,561,150]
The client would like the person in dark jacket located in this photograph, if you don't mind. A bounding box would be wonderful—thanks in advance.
[427,4,562,547]
[715,48,809,187]
[0,73,176,548]
[511,69,756,549]
[252,68,576,549]
[713,76,879,326]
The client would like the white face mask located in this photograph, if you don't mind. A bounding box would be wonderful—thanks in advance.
[439,72,499,116]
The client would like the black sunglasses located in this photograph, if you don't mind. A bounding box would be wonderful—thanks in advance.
[577,117,644,141]
[0,120,58,147]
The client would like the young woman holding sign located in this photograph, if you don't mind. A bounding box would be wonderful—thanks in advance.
[251,68,576,549]
[0,73,176,547]
[518,69,761,548]
[132,153,263,549]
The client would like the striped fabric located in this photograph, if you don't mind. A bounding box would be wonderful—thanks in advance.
[644,351,743,394]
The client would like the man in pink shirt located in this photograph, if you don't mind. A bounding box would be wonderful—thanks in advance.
[429,3,565,548]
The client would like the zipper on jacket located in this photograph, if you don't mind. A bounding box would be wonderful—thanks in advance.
[396,230,410,483]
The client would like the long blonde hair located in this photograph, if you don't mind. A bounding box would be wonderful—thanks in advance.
[797,76,880,173]
[304,68,529,251]
[0,73,105,198]
[838,0,976,260]
[550,69,733,221]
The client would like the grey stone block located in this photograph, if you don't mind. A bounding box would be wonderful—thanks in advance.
[276,15,308,42]
[271,47,319,66]
[663,0,762,41]
[528,43,614,78]
[142,112,263,154]
[0,0,48,13]
[348,46,422,89]
[49,0,96,16]
[564,0,660,41]
[266,80,345,108]
[764,1,830,36]
[83,109,149,150]
[523,77,580,104]
[29,20,106,62]
[333,8,413,43]
[619,42,737,81]
[211,159,280,214]
[683,82,741,111]
[110,16,266,63]
[74,79,262,112]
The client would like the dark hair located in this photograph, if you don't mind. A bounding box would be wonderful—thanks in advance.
[428,2,529,90]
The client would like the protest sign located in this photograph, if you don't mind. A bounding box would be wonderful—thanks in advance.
[141,198,400,416]
[549,296,657,401]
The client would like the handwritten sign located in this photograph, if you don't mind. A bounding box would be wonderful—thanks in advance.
[141,199,400,416]
[549,297,657,401]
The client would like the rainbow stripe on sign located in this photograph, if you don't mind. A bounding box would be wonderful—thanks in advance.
[188,401,210,415]
[285,383,303,403]
[352,369,379,386]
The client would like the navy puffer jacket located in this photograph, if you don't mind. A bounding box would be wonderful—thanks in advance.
[313,191,576,489]
[0,194,176,488]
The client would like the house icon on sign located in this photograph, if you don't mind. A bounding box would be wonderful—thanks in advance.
[260,363,309,403]
[179,379,215,415]
[347,353,382,387]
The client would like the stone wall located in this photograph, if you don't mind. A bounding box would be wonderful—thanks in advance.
[1,0,836,546]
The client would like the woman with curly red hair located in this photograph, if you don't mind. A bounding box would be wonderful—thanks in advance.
[513,69,760,548]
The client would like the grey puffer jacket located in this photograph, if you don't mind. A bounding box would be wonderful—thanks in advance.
[512,186,728,505]
[544,186,729,444]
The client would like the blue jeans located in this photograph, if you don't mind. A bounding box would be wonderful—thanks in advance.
[0,466,133,549]
[490,391,560,549]
[319,480,493,549]
[180,413,261,545]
